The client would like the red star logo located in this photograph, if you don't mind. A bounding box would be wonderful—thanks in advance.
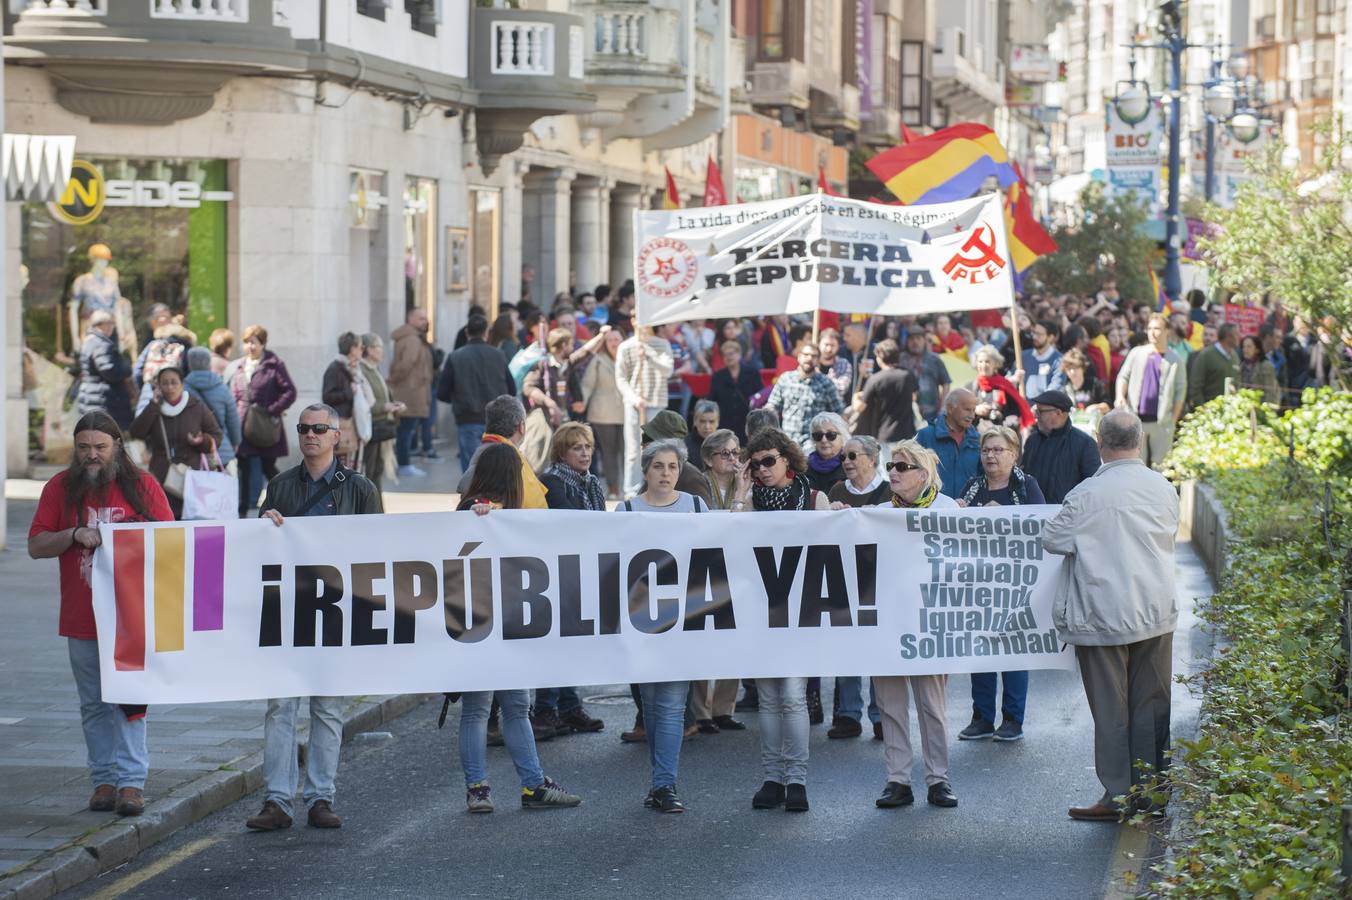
[651,255,679,282]
[953,221,966,232]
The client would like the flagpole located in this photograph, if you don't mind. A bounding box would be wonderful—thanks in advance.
[1000,186,1024,376]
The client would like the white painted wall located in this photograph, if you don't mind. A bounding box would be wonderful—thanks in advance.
[324,0,470,80]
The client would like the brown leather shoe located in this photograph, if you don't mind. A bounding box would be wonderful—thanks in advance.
[620,723,646,743]
[89,784,116,812]
[307,800,342,828]
[245,800,293,831]
[114,787,144,817]
[1069,801,1124,822]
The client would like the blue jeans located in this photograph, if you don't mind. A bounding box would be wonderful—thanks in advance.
[416,408,435,454]
[395,417,419,467]
[757,677,809,785]
[534,686,580,715]
[68,638,148,789]
[971,670,1029,725]
[263,696,344,817]
[638,681,688,790]
[460,690,543,790]
[457,424,485,475]
[835,676,881,725]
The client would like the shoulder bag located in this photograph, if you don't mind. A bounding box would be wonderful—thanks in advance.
[158,415,190,499]
[243,371,282,447]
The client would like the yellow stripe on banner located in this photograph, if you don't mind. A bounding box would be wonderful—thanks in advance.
[885,139,990,203]
[154,527,186,652]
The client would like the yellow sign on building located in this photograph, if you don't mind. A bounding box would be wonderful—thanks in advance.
[49,159,104,225]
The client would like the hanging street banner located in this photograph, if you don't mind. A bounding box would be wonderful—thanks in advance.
[1104,99,1164,219]
[90,506,1074,704]
[631,193,1014,326]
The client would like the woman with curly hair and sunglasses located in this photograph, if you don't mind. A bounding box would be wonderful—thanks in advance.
[727,426,827,813]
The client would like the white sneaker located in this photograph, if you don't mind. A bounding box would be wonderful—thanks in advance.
[397,465,427,477]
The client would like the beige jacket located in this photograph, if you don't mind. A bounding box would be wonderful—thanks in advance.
[1115,345,1188,428]
[386,323,434,418]
[1041,458,1179,646]
[581,353,625,425]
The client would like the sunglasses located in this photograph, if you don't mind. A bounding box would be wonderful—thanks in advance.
[844,451,869,461]
[748,454,782,470]
[812,431,840,442]
[886,461,920,472]
[295,423,335,435]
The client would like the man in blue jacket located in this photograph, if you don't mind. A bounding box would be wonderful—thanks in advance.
[1021,391,1101,504]
[915,389,979,498]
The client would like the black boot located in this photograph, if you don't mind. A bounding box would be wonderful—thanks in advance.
[806,683,824,726]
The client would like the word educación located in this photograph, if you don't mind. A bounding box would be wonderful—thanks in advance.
[254,542,882,650]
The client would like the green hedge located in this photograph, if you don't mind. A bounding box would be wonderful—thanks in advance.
[1152,390,1352,898]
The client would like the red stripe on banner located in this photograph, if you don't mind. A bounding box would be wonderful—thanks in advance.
[113,529,146,672]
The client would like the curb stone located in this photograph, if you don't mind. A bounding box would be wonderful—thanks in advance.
[0,694,430,900]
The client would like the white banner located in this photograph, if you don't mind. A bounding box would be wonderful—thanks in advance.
[1105,99,1164,218]
[632,193,1015,326]
[91,507,1074,704]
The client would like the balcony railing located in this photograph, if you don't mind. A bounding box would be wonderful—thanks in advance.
[594,7,645,56]
[21,0,107,12]
[694,28,714,92]
[492,20,556,75]
[150,0,248,21]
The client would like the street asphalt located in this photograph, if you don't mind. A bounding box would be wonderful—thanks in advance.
[64,663,1154,900]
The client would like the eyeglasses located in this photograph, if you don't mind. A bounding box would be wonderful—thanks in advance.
[812,431,839,442]
[981,447,1011,456]
[710,449,739,460]
[748,454,782,470]
[296,423,335,435]
[886,461,920,472]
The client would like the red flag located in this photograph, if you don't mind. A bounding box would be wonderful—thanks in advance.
[901,122,920,144]
[1003,162,1057,272]
[817,167,842,197]
[702,156,727,206]
[662,167,681,209]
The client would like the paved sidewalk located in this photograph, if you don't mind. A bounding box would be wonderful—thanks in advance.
[0,487,427,899]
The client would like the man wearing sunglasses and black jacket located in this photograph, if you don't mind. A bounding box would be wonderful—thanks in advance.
[245,403,382,832]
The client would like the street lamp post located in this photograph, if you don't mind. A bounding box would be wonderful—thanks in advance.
[1164,28,1184,303]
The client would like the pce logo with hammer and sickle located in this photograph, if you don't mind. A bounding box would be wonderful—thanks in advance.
[942,224,1006,285]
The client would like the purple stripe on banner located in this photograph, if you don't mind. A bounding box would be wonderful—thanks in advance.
[193,526,226,631]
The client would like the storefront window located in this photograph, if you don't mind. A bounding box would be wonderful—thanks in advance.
[20,157,230,461]
[403,176,437,332]
[470,188,500,319]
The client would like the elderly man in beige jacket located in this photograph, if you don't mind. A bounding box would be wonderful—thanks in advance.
[1042,409,1179,823]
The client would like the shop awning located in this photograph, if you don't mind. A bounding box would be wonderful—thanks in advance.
[3,133,75,202]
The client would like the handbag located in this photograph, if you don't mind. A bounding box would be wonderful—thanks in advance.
[242,375,281,447]
[182,450,237,520]
[337,416,360,458]
[371,415,398,443]
[158,415,190,499]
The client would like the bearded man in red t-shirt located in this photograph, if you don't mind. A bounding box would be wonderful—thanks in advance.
[28,411,173,817]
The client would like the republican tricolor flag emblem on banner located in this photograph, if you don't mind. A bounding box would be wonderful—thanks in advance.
[111,525,226,671]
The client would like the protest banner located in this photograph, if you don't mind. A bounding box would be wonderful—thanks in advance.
[1224,303,1265,337]
[91,507,1074,704]
[630,193,1014,326]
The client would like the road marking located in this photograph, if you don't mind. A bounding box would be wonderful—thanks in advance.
[87,836,221,900]
[1103,820,1153,899]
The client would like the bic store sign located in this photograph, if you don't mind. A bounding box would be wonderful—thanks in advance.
[50,160,234,226]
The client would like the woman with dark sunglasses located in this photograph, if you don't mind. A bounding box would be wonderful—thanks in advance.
[728,427,826,813]
[827,435,891,508]
[804,412,850,493]
[873,440,959,811]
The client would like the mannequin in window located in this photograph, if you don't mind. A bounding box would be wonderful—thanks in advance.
[69,244,136,357]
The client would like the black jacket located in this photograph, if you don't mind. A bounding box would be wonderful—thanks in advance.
[437,339,515,424]
[1021,420,1102,505]
[260,464,383,517]
[78,330,133,427]
[708,365,764,440]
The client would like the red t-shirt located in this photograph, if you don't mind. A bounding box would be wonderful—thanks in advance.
[29,471,173,640]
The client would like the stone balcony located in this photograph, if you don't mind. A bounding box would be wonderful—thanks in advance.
[860,105,902,147]
[573,0,685,141]
[750,59,811,111]
[471,6,594,172]
[811,82,860,134]
[931,25,1005,120]
[6,0,303,123]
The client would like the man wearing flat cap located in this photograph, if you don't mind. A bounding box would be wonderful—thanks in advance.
[1021,390,1101,504]
[640,410,714,507]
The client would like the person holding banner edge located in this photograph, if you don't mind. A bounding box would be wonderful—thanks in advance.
[454,443,584,813]
[245,403,382,832]
[730,426,828,813]
[615,440,709,813]
[873,439,959,809]
[29,411,175,818]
